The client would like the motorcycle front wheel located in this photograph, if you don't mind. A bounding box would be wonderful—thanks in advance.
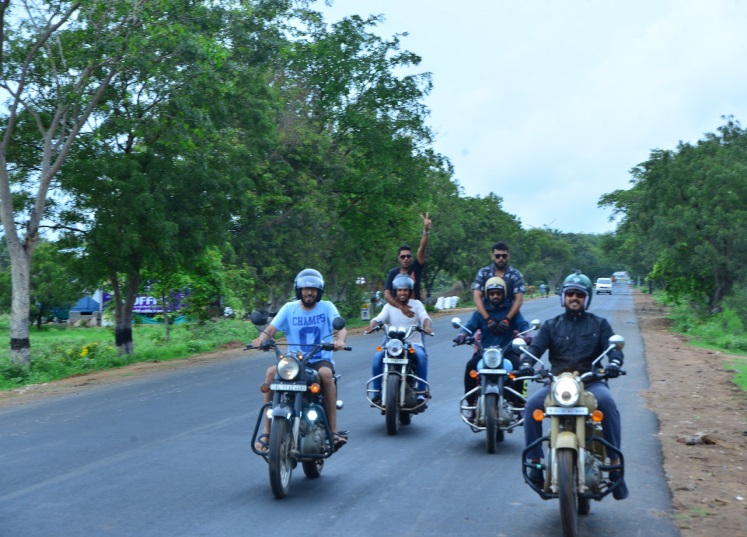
[385,373,400,436]
[268,417,294,499]
[557,448,579,537]
[485,393,499,454]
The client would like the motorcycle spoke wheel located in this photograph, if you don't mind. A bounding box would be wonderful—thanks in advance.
[268,418,293,499]
[485,393,498,454]
[558,449,579,537]
[385,373,400,436]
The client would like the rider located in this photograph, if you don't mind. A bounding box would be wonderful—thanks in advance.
[366,273,433,408]
[383,213,431,318]
[453,277,531,417]
[518,272,628,500]
[252,269,348,452]
[472,241,526,335]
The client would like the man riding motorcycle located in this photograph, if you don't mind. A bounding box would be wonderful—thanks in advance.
[252,268,348,452]
[366,273,432,407]
[453,277,531,417]
[519,272,628,500]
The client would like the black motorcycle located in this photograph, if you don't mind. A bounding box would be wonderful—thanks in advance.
[452,317,540,453]
[248,312,350,499]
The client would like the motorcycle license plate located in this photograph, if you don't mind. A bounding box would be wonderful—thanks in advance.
[270,383,307,392]
[383,358,409,365]
[478,369,507,375]
[546,407,588,416]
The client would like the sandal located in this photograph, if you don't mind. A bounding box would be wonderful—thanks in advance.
[254,433,269,452]
[332,432,348,452]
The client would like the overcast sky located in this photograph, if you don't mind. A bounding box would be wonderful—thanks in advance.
[320,0,747,234]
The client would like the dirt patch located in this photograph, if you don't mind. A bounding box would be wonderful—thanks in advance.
[1,298,746,534]
[635,291,747,535]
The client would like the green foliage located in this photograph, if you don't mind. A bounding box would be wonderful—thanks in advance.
[600,117,747,312]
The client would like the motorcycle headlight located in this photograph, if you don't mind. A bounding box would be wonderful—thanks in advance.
[483,348,502,369]
[553,377,581,407]
[386,338,404,357]
[278,355,301,380]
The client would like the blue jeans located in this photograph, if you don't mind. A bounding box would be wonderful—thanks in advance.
[523,381,622,460]
[371,345,428,393]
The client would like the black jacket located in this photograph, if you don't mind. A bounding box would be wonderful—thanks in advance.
[523,310,623,375]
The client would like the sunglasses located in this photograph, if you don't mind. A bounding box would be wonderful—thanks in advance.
[399,254,413,259]
[565,290,587,298]
[493,253,508,259]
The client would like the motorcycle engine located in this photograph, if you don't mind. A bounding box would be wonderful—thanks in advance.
[298,422,325,454]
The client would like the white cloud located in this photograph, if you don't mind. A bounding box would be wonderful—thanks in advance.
[321,0,747,233]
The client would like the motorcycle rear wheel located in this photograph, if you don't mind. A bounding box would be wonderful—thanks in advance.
[385,373,400,436]
[557,448,579,537]
[302,459,324,479]
[268,418,293,499]
[485,393,499,454]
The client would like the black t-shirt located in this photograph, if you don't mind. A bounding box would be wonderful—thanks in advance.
[384,261,424,300]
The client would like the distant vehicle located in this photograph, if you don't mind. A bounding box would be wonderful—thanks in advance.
[612,271,629,283]
[595,277,613,295]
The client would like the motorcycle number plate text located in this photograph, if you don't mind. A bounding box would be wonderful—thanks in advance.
[270,383,307,392]
[383,358,409,365]
[546,407,588,416]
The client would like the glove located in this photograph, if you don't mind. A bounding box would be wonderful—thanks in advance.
[518,363,534,377]
[496,318,510,334]
[523,335,534,346]
[453,333,468,346]
[486,318,501,335]
[606,360,622,378]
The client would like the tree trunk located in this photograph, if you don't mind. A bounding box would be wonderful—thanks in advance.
[112,271,141,355]
[8,248,32,366]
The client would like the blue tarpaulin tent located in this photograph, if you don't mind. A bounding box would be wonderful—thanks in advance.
[70,297,100,313]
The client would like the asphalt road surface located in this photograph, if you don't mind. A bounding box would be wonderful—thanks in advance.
[0,284,680,536]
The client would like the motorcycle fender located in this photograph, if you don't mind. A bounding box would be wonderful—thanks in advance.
[555,431,579,451]
[271,404,293,421]
[484,384,501,395]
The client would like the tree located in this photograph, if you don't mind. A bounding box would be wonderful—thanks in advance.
[600,117,747,311]
[55,2,286,354]
[0,1,159,365]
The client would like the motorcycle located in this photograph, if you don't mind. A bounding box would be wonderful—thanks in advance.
[451,317,541,453]
[248,311,351,499]
[515,334,626,537]
[364,322,433,435]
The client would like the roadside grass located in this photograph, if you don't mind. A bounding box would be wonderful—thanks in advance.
[649,291,747,392]
[0,316,258,390]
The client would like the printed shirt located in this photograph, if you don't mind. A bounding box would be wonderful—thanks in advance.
[471,264,527,301]
[270,300,341,365]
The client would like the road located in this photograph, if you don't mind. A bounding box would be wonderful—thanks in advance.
[0,284,679,536]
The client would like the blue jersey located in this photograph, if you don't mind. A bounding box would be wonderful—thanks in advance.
[270,300,341,365]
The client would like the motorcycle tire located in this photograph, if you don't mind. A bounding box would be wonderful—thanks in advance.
[385,373,400,436]
[399,410,412,425]
[557,448,579,537]
[302,459,324,479]
[268,417,294,499]
[485,393,499,454]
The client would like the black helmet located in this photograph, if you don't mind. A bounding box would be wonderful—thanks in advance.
[561,272,592,310]
[294,268,324,301]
